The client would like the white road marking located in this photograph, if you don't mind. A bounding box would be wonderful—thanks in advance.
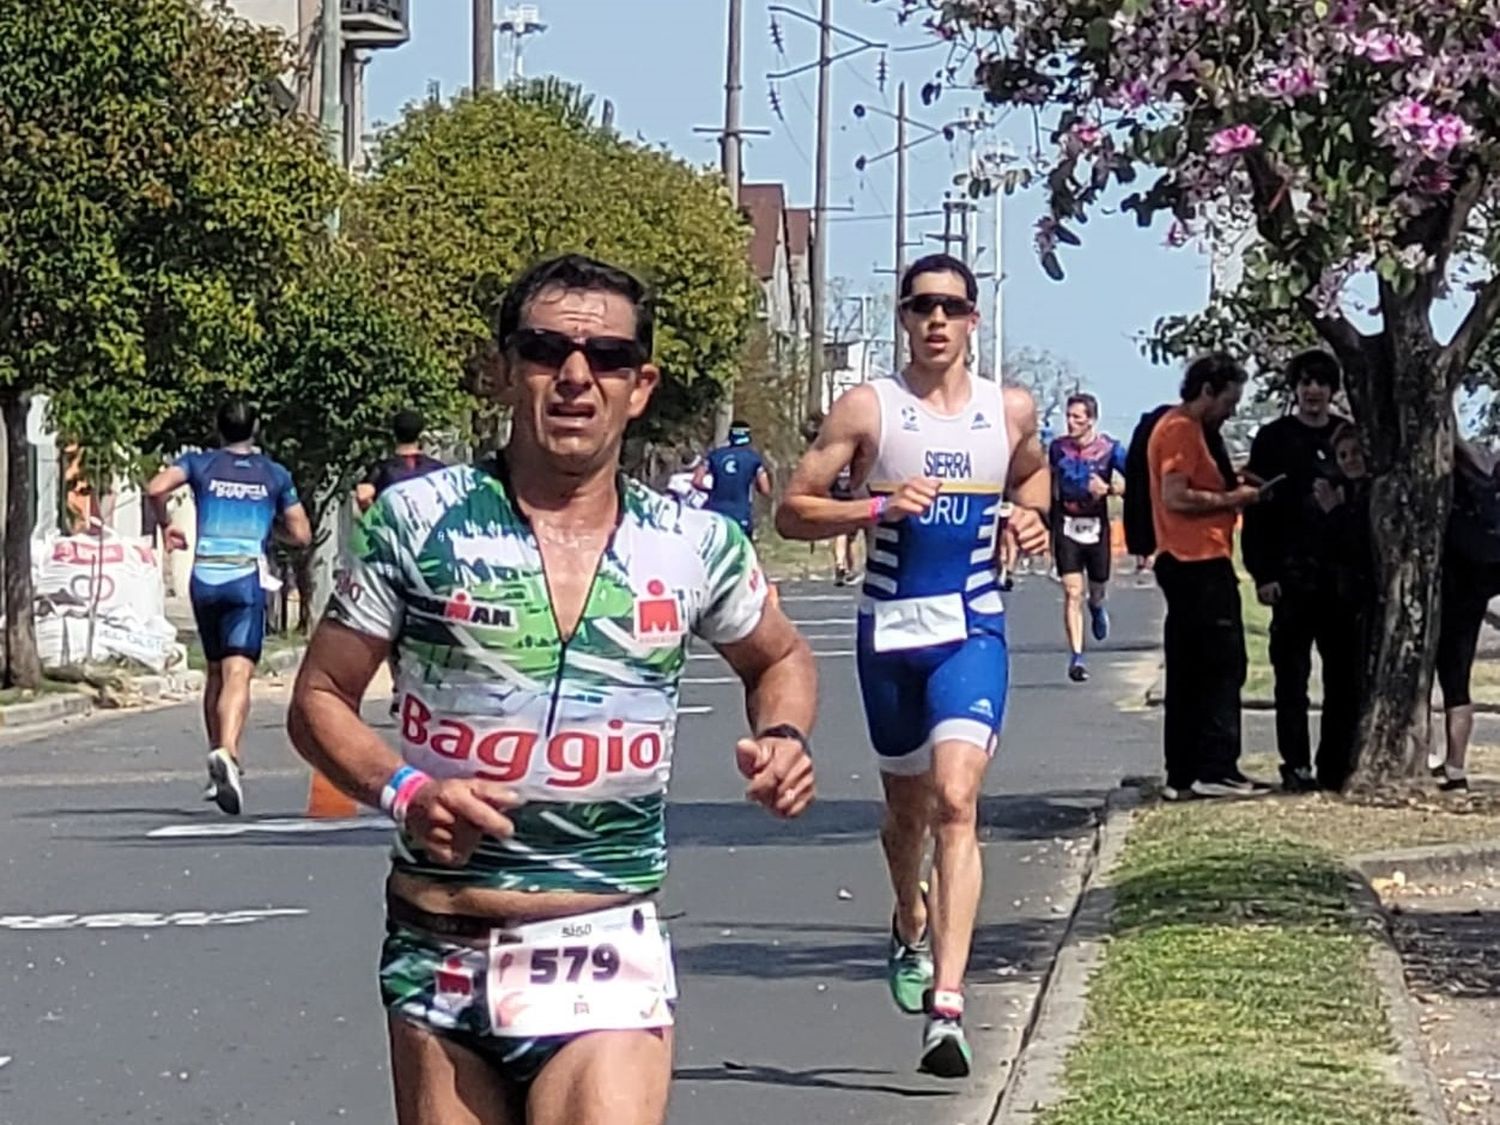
[783,618,854,627]
[0,1056,11,1070]
[148,817,389,838]
[0,908,308,930]
[683,676,738,685]
[680,705,712,715]
[777,594,855,603]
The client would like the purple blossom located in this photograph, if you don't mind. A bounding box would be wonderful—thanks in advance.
[1261,63,1325,103]
[1423,112,1474,158]
[1106,77,1153,109]
[1373,96,1434,149]
[1350,28,1424,64]
[1208,124,1261,156]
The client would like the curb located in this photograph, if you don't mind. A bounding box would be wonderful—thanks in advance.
[992,786,1141,1125]
[1352,839,1500,884]
[1344,870,1452,1125]
[0,692,93,728]
[0,667,205,731]
[260,645,305,677]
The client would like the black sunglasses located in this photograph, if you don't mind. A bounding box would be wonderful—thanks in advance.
[900,294,975,317]
[508,327,649,374]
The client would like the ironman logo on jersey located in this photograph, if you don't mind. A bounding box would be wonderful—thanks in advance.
[635,579,683,646]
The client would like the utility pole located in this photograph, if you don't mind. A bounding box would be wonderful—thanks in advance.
[474,0,495,91]
[715,0,744,444]
[319,0,342,169]
[893,81,907,372]
[807,0,833,416]
[992,175,1004,380]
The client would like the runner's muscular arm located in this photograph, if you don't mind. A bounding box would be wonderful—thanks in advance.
[775,384,879,540]
[287,621,404,807]
[1004,386,1051,553]
[277,502,313,548]
[715,602,817,817]
[145,465,188,528]
[288,621,520,863]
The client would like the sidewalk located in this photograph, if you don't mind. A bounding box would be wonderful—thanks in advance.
[1000,729,1500,1124]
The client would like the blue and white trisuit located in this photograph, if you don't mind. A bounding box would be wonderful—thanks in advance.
[857,374,1012,776]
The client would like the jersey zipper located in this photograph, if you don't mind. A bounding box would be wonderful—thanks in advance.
[538,532,617,738]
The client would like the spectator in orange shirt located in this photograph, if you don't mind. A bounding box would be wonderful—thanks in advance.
[1147,354,1271,801]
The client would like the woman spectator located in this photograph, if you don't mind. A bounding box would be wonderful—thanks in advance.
[1433,438,1500,792]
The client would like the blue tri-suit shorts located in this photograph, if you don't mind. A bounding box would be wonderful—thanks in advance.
[189,571,266,663]
[854,614,1009,776]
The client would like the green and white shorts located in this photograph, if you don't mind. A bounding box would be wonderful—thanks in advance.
[380,899,677,1085]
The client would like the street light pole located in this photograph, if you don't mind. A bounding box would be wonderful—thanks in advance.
[474,0,495,91]
[893,81,907,374]
[319,0,342,168]
[807,0,832,417]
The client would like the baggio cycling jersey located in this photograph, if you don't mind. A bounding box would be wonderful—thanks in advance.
[326,456,766,895]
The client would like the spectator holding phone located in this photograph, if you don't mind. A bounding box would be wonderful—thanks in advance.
[1148,354,1270,800]
[1242,349,1359,792]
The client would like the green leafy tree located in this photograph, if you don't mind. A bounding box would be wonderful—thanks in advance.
[349,83,754,456]
[909,0,1500,788]
[0,0,341,685]
[143,251,461,630]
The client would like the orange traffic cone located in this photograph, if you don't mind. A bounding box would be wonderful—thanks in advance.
[305,769,359,819]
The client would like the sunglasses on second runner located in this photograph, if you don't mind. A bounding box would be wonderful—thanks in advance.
[507,327,650,375]
[899,294,976,318]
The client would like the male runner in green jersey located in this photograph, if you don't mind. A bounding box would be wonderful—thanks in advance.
[288,254,817,1125]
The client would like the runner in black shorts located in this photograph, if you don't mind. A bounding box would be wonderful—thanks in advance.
[1048,393,1126,683]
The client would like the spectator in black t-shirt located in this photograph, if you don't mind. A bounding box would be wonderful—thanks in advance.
[355,410,446,513]
[1242,349,1360,792]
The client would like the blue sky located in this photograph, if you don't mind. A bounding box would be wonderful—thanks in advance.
[364,1,1210,437]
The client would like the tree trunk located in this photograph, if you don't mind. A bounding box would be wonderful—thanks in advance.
[1,389,44,689]
[1343,296,1450,794]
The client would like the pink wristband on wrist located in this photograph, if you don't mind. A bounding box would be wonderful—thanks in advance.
[868,495,889,524]
[381,765,432,829]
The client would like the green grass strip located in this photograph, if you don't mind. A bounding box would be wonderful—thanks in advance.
[1038,807,1416,1125]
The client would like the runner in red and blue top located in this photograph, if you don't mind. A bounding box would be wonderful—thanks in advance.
[1049,393,1126,683]
[356,409,446,514]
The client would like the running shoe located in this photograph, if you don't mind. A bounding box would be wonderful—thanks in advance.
[1090,603,1110,642]
[887,919,934,1015]
[919,993,972,1078]
[1068,655,1088,683]
[206,747,244,816]
[999,572,1015,593]
[834,567,847,587]
[1161,783,1201,803]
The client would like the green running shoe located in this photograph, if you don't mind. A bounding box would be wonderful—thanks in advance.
[886,918,933,1015]
[919,1011,973,1078]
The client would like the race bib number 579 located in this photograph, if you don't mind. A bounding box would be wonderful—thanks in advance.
[487,902,676,1038]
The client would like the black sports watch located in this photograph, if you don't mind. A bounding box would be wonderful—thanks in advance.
[756,723,810,754]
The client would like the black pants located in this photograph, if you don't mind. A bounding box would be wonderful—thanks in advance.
[1269,586,1362,789]
[1156,554,1246,788]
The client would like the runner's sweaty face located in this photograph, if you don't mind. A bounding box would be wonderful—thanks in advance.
[504,286,659,473]
[901,271,976,371]
[1065,401,1094,440]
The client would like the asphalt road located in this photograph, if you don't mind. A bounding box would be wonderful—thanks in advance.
[0,574,1163,1125]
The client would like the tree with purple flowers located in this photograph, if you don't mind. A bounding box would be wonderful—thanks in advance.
[902,0,1500,790]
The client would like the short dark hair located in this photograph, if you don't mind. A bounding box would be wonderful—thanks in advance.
[1180,353,1248,402]
[495,253,654,354]
[392,409,424,445]
[1067,392,1099,420]
[1332,422,1362,450]
[730,419,750,432]
[899,253,979,303]
[1288,348,1342,392]
[217,398,257,444]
